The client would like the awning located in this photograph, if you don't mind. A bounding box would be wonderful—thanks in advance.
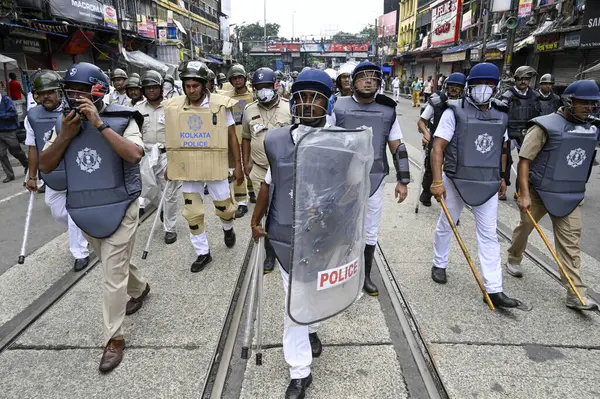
[0,54,18,66]
[206,56,223,65]
[473,39,507,52]
[124,51,169,73]
[197,57,213,64]
[442,41,481,54]
[0,21,69,37]
[173,20,186,35]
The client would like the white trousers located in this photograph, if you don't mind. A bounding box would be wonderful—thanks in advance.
[365,181,386,246]
[432,175,503,293]
[182,180,233,256]
[44,187,89,259]
[280,266,319,379]
[393,87,400,100]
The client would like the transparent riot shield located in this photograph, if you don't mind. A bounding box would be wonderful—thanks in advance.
[287,126,374,325]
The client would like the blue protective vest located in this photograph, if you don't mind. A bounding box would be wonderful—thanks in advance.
[28,105,66,191]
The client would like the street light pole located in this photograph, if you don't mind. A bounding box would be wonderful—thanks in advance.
[264,0,267,51]
[292,11,295,39]
[480,0,489,62]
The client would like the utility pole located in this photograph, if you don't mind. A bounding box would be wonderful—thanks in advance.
[115,0,125,59]
[502,0,519,76]
[188,5,194,59]
[374,18,379,65]
[264,0,267,51]
[480,0,490,62]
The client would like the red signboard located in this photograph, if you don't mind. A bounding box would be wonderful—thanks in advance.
[63,30,95,55]
[378,11,397,38]
[267,43,301,52]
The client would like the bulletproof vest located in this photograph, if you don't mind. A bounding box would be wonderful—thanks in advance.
[503,88,539,139]
[427,92,448,133]
[528,113,598,217]
[444,99,508,206]
[264,126,295,273]
[333,96,395,196]
[229,90,254,126]
[536,91,561,116]
[58,104,142,238]
[28,105,66,191]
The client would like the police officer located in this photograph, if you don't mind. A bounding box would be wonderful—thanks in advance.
[291,71,299,82]
[501,65,540,198]
[39,62,149,373]
[535,73,561,116]
[225,64,254,214]
[333,61,410,296]
[250,69,336,399]
[417,72,466,207]
[24,70,89,271]
[206,69,217,93]
[107,68,129,105]
[506,80,599,311]
[217,72,227,91]
[164,61,243,272]
[335,63,355,98]
[242,67,291,273]
[125,76,144,107]
[135,70,181,244]
[429,63,521,308]
[163,74,181,99]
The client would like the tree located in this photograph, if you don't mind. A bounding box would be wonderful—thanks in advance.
[359,25,377,42]
[235,22,280,42]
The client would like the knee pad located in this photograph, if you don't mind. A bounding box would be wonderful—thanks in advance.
[182,193,205,235]
[214,198,236,222]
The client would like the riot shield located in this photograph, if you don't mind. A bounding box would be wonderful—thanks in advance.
[288,126,374,325]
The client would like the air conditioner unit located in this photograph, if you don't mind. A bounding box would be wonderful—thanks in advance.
[491,23,501,34]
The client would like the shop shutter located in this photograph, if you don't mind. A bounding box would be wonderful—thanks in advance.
[423,62,436,80]
[582,49,600,83]
[552,50,583,86]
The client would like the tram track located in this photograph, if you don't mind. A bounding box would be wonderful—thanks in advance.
[0,205,158,354]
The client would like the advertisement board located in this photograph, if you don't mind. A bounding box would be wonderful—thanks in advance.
[430,0,461,47]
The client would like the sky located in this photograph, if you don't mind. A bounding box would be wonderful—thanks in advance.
[227,0,383,40]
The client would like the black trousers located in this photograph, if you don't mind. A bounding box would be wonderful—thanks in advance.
[0,131,27,179]
[421,139,434,197]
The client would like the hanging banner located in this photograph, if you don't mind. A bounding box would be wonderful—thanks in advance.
[431,0,462,47]
[581,0,600,49]
[518,0,533,18]
[461,10,472,31]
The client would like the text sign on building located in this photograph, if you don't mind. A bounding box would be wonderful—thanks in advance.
[581,0,600,48]
[430,0,462,47]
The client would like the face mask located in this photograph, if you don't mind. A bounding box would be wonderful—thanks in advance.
[470,84,494,104]
[257,88,275,103]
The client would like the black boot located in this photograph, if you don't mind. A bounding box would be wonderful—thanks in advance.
[485,292,520,308]
[191,252,212,272]
[248,191,257,204]
[363,244,378,296]
[419,190,432,207]
[285,374,312,399]
[263,237,276,274]
[309,332,322,357]
[431,266,447,284]
[224,228,236,248]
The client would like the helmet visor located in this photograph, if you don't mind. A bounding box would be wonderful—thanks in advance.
[291,89,329,125]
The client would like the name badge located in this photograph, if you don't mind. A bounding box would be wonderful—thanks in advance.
[158,114,166,124]
[253,123,265,133]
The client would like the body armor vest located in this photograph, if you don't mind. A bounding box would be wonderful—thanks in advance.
[58,104,143,238]
[264,126,295,273]
[333,97,395,196]
[427,92,448,133]
[444,99,508,206]
[536,91,561,116]
[503,88,539,139]
[529,113,598,217]
[28,105,66,191]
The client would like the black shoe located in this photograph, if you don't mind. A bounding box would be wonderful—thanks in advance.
[204,186,209,195]
[419,191,432,207]
[2,176,14,183]
[191,252,212,272]
[164,231,177,244]
[38,184,46,193]
[224,228,236,248]
[160,210,164,223]
[363,244,379,296]
[264,238,276,274]
[138,208,146,218]
[309,333,322,358]
[485,292,520,308]
[249,192,257,203]
[235,205,248,218]
[73,256,89,272]
[285,374,313,399]
[431,266,447,284]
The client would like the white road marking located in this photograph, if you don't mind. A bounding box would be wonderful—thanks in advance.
[0,190,27,205]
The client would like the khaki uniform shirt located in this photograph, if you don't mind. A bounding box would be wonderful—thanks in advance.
[135,99,166,152]
[241,97,291,168]
[519,108,568,161]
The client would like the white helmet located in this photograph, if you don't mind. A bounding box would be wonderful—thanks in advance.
[324,68,337,80]
[336,62,357,78]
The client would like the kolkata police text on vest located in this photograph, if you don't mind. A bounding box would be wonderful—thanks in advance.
[180,114,214,147]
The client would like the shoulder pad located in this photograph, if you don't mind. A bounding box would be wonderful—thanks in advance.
[163,95,185,108]
[209,93,238,113]
[501,90,514,101]
[491,98,509,113]
[429,93,446,106]
[375,94,397,108]
[104,104,144,130]
[244,100,258,111]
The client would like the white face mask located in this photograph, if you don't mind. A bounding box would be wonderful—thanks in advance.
[470,84,494,104]
[257,88,275,103]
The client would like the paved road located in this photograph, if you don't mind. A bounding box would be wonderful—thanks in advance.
[395,97,600,262]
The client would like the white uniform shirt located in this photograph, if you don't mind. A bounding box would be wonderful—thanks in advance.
[420,103,434,122]
[26,92,37,111]
[392,78,400,88]
[25,104,63,147]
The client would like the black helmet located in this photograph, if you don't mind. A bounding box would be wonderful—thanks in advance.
[64,62,110,97]
[207,69,216,81]
[111,68,128,80]
[217,73,227,83]
[33,70,62,93]
[228,65,247,82]
[142,70,164,87]
[125,76,142,89]
[164,74,175,85]
[179,61,210,82]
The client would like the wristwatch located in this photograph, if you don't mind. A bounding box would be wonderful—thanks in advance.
[97,122,111,132]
